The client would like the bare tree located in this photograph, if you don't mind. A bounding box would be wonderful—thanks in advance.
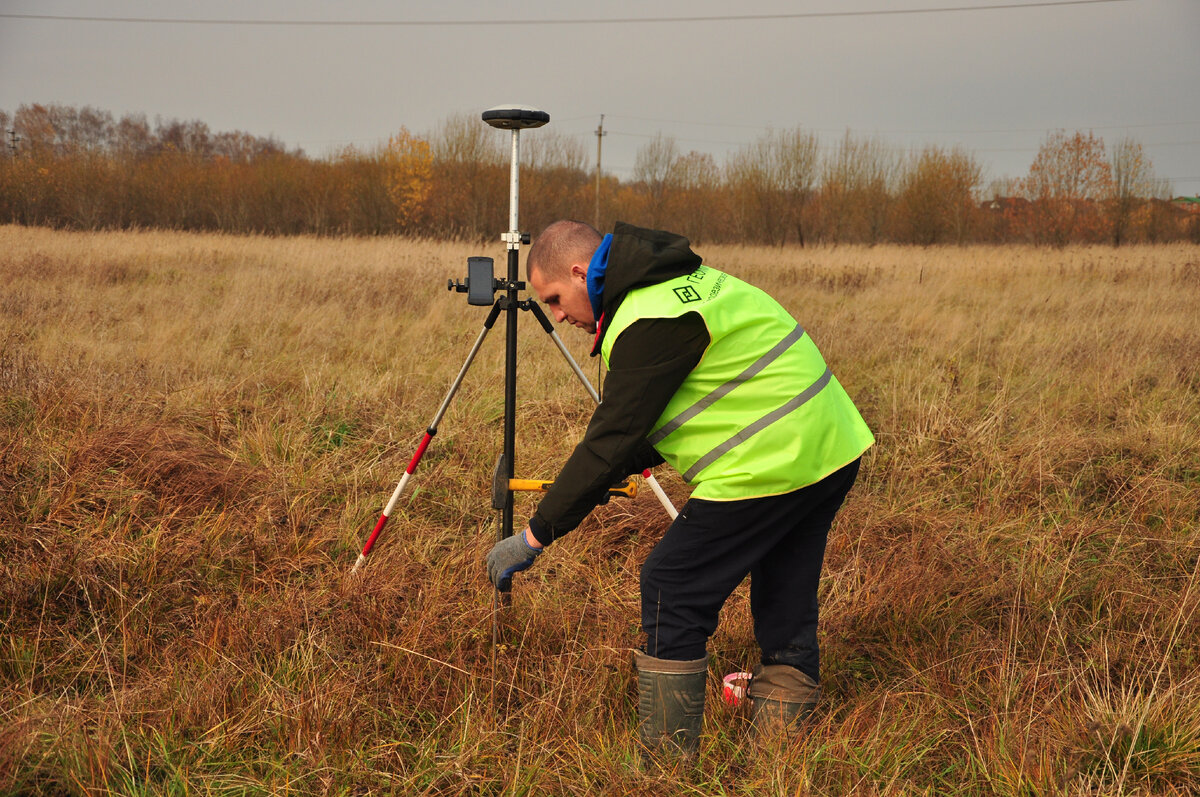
[726,127,818,246]
[520,130,590,232]
[671,150,720,244]
[114,114,155,160]
[775,128,820,246]
[820,132,861,244]
[524,130,587,174]
[212,130,286,163]
[428,112,505,239]
[632,133,679,228]
[70,106,115,153]
[896,146,982,245]
[860,137,900,245]
[155,117,212,157]
[1108,136,1160,246]
[431,112,503,166]
[13,104,61,155]
[820,131,896,244]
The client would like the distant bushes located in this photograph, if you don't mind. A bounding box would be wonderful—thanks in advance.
[2,103,1196,244]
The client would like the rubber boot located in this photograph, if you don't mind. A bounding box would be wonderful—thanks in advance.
[748,664,820,736]
[634,651,708,767]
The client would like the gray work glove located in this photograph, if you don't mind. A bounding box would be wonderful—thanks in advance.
[486,533,542,592]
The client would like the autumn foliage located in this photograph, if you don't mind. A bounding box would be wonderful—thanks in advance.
[1017,131,1114,245]
[383,128,433,232]
[1,103,1195,244]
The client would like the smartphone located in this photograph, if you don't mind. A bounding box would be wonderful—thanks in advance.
[467,257,495,306]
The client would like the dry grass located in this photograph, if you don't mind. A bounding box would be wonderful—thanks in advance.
[1,225,1198,795]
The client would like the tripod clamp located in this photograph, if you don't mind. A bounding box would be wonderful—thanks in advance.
[447,275,525,299]
[447,248,537,306]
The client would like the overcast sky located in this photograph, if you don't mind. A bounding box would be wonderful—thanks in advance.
[2,0,1198,198]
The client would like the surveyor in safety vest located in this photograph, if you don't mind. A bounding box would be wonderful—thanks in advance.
[486,220,874,762]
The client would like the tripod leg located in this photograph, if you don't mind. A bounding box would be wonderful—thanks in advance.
[527,301,679,520]
[352,302,504,573]
[545,326,600,403]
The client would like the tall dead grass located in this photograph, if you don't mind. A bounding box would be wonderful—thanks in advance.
[1,226,1198,795]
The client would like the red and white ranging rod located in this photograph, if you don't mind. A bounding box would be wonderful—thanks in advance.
[352,312,495,574]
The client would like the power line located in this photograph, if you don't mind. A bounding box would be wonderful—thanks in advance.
[0,1,1130,27]
[597,129,1200,153]
[604,115,780,132]
[601,114,1200,137]
[856,121,1200,135]
[1145,140,1200,147]
[608,130,747,146]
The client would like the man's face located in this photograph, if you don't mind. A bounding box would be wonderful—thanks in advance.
[529,263,596,334]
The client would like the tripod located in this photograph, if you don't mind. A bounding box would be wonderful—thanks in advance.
[352,105,677,579]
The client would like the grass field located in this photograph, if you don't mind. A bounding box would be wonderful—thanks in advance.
[2,225,1198,795]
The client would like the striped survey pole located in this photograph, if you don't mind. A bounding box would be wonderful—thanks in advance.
[352,302,501,574]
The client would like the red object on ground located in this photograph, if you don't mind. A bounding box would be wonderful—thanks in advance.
[722,671,754,706]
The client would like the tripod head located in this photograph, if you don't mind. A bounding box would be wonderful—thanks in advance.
[449,104,549,307]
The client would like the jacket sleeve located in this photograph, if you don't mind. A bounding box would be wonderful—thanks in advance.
[528,312,708,545]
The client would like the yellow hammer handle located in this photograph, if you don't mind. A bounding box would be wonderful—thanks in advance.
[509,478,637,498]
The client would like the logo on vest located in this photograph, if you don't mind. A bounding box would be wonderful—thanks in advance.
[673,285,702,303]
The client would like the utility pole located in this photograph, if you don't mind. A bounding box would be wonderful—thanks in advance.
[594,114,606,229]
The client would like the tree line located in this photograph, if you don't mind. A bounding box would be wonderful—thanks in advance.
[3,103,1196,245]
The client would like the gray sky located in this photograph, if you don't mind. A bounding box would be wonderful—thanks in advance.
[2,0,1198,197]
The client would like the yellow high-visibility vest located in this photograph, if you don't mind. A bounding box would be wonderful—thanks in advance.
[602,265,873,500]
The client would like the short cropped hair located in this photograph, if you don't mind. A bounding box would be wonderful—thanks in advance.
[527,220,602,282]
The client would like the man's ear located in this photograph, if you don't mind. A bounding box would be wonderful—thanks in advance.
[569,262,589,281]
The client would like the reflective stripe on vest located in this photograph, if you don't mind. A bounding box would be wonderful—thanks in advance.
[680,365,832,482]
[648,322,809,446]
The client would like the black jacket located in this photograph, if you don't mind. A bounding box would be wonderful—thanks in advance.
[528,223,711,545]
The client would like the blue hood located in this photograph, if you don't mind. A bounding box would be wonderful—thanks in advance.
[585,234,612,323]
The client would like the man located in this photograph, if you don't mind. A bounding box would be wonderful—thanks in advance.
[486,220,873,760]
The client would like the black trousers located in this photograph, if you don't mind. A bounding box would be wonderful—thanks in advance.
[640,458,860,682]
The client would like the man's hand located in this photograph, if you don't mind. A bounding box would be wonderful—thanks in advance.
[486,530,543,591]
